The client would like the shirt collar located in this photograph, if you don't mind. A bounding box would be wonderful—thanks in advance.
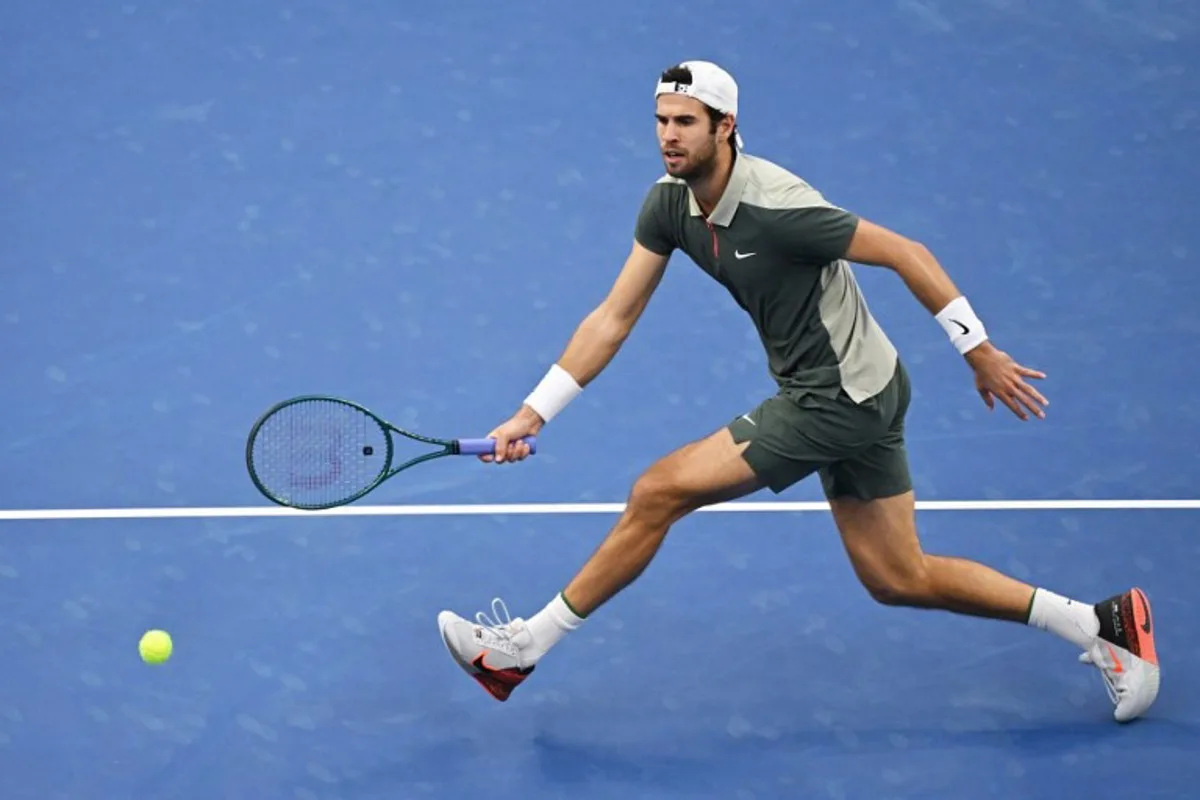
[688,152,750,227]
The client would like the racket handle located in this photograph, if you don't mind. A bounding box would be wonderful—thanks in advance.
[457,436,537,456]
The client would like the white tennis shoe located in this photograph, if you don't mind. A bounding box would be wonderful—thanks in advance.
[437,598,536,702]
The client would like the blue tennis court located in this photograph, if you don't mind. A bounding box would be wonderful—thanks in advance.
[2,1,1197,798]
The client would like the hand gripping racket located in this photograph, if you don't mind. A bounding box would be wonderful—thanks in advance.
[244,395,536,510]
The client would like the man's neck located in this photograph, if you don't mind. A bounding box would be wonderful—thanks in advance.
[689,148,736,218]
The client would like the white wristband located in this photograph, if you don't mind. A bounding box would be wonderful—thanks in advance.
[935,296,988,355]
[523,364,582,422]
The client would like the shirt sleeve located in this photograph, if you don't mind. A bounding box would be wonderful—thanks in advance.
[775,205,860,266]
[633,183,677,256]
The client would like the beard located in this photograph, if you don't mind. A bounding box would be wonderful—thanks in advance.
[663,138,720,182]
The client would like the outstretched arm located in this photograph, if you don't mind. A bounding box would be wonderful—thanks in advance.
[550,240,671,392]
[483,241,670,462]
[843,218,1049,421]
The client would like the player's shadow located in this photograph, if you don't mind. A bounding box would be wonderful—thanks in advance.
[529,716,1200,789]
[530,730,724,793]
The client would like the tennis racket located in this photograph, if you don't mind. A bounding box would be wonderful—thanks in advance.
[244,395,536,510]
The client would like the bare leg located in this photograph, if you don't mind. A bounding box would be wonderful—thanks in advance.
[434,426,768,701]
[562,426,765,616]
[823,488,1171,724]
[829,490,1034,621]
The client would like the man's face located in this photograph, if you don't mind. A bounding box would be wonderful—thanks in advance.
[655,94,726,181]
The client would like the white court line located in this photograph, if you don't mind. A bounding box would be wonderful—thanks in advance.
[0,499,1198,522]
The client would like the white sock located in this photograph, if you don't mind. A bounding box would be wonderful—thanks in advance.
[1026,588,1099,650]
[522,593,584,663]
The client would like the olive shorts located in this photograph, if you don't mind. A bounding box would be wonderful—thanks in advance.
[728,359,913,501]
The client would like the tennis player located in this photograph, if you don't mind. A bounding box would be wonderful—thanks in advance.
[437,61,1159,723]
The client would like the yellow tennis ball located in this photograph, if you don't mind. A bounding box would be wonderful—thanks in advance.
[139,629,173,664]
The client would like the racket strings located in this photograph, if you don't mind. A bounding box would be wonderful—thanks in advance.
[250,399,388,508]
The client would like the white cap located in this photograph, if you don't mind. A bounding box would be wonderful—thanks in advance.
[655,60,743,149]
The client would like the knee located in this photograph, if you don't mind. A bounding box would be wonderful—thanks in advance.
[861,558,934,607]
[626,466,694,526]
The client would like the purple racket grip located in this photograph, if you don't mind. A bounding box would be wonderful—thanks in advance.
[457,436,537,456]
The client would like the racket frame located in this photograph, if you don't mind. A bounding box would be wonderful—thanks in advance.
[245,394,465,510]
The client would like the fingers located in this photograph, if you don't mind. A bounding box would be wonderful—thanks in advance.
[974,352,1049,421]
[506,437,533,462]
[1018,379,1049,409]
[1016,363,1047,380]
[1017,388,1047,420]
[1009,366,1048,419]
[997,390,1029,421]
[492,430,512,463]
[493,438,532,463]
[480,429,533,464]
[995,380,1048,421]
[478,428,504,463]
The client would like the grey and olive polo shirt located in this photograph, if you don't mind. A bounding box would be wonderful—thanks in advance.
[634,152,898,404]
